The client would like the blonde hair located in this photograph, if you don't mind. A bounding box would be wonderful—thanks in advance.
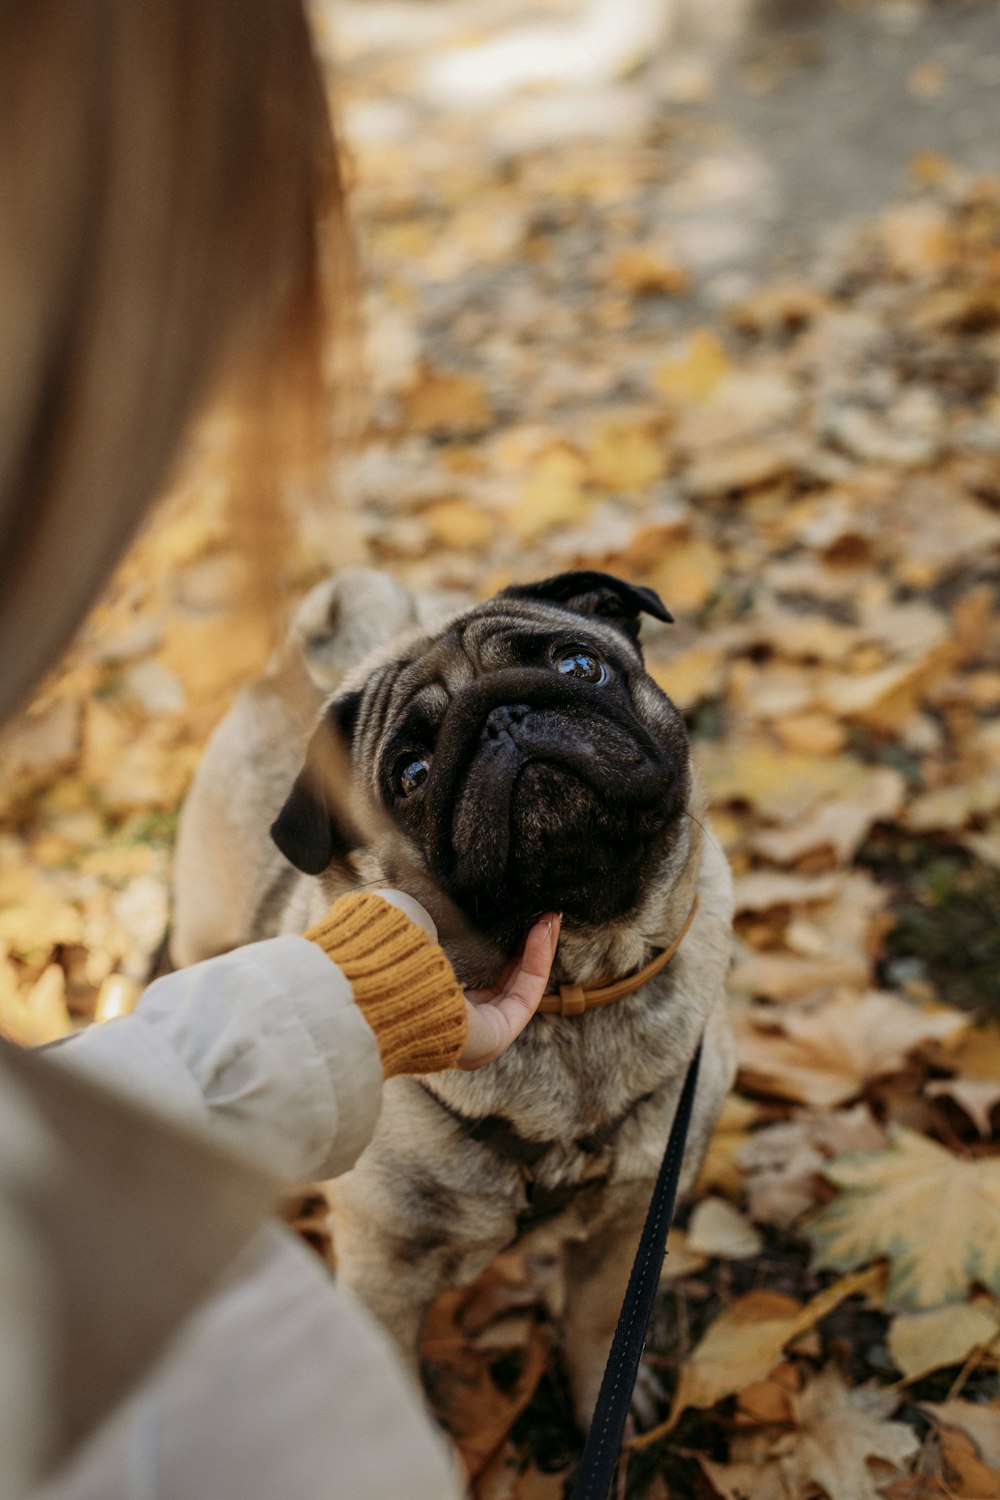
[0,0,352,723]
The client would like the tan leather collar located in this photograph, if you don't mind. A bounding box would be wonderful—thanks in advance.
[539,894,700,1018]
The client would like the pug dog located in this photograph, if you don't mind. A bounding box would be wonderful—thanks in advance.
[172,567,734,1426]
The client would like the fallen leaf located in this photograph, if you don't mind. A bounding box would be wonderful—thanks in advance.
[400,365,492,436]
[686,1197,763,1260]
[920,1399,1000,1472]
[641,1269,884,1434]
[648,647,727,710]
[905,775,1000,833]
[733,871,843,914]
[585,413,668,491]
[728,283,830,338]
[926,1077,1000,1136]
[729,953,871,1005]
[647,535,725,614]
[607,246,690,296]
[809,1127,1000,1308]
[506,446,590,541]
[654,328,730,405]
[739,1106,888,1230]
[698,743,875,824]
[888,1300,1000,1381]
[734,993,967,1108]
[702,1367,918,1500]
[750,767,905,865]
[695,1093,762,1200]
[659,1227,709,1283]
[682,444,790,501]
[422,498,496,550]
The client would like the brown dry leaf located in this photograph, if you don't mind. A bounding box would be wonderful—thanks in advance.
[653,328,730,405]
[927,1021,1000,1082]
[157,613,273,705]
[702,1367,918,1500]
[585,413,668,491]
[819,644,958,732]
[809,1127,1000,1309]
[905,775,1000,833]
[888,1300,1000,1381]
[728,283,830,337]
[686,1197,763,1260]
[739,1105,888,1230]
[423,1270,550,1489]
[608,246,690,296]
[506,446,590,541]
[698,742,874,824]
[733,871,843,915]
[0,869,84,957]
[640,1268,884,1435]
[926,1077,1000,1136]
[750,767,905,866]
[695,1092,762,1200]
[729,953,871,1004]
[734,992,967,1108]
[648,647,727,711]
[0,698,81,778]
[0,961,73,1046]
[400,365,491,436]
[422,498,496,550]
[772,713,846,756]
[920,1400,1000,1473]
[683,443,790,501]
[878,202,954,277]
[659,1227,709,1283]
[647,535,725,614]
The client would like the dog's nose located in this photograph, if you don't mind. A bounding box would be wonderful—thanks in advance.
[483,703,530,740]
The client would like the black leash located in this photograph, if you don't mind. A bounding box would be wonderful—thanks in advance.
[569,1042,703,1500]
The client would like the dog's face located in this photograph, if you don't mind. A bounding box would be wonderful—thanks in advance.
[272,571,691,964]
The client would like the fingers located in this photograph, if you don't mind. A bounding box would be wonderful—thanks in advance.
[458,913,561,1071]
[373,888,437,943]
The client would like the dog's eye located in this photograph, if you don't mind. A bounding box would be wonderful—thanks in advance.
[395,756,431,797]
[555,650,609,685]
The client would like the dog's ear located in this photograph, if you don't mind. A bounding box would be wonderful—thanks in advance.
[501,570,673,643]
[270,692,363,875]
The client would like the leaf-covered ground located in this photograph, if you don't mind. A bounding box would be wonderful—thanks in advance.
[3,1,1000,1496]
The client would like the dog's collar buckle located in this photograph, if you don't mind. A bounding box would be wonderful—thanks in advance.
[555,982,587,1018]
[539,894,699,1018]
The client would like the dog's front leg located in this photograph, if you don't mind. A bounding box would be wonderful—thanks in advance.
[560,1194,650,1431]
[326,1153,520,1384]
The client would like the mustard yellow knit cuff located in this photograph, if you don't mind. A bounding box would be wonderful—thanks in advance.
[304,893,468,1078]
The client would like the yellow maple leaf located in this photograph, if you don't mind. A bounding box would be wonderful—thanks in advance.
[809,1128,1000,1309]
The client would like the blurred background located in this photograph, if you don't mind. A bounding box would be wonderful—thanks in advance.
[2,1,1000,1493]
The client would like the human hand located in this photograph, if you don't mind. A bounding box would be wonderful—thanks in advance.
[373,890,562,1071]
[458,914,562,1070]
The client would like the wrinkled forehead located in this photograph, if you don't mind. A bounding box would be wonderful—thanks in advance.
[399,599,641,692]
[348,598,646,756]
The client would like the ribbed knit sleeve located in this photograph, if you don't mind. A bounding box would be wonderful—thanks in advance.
[304,893,468,1078]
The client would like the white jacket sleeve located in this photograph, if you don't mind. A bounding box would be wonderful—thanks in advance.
[50,936,383,1184]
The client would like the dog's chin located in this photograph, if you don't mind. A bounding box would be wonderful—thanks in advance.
[443,758,667,942]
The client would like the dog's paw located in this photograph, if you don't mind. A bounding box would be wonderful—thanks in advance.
[290,570,418,692]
